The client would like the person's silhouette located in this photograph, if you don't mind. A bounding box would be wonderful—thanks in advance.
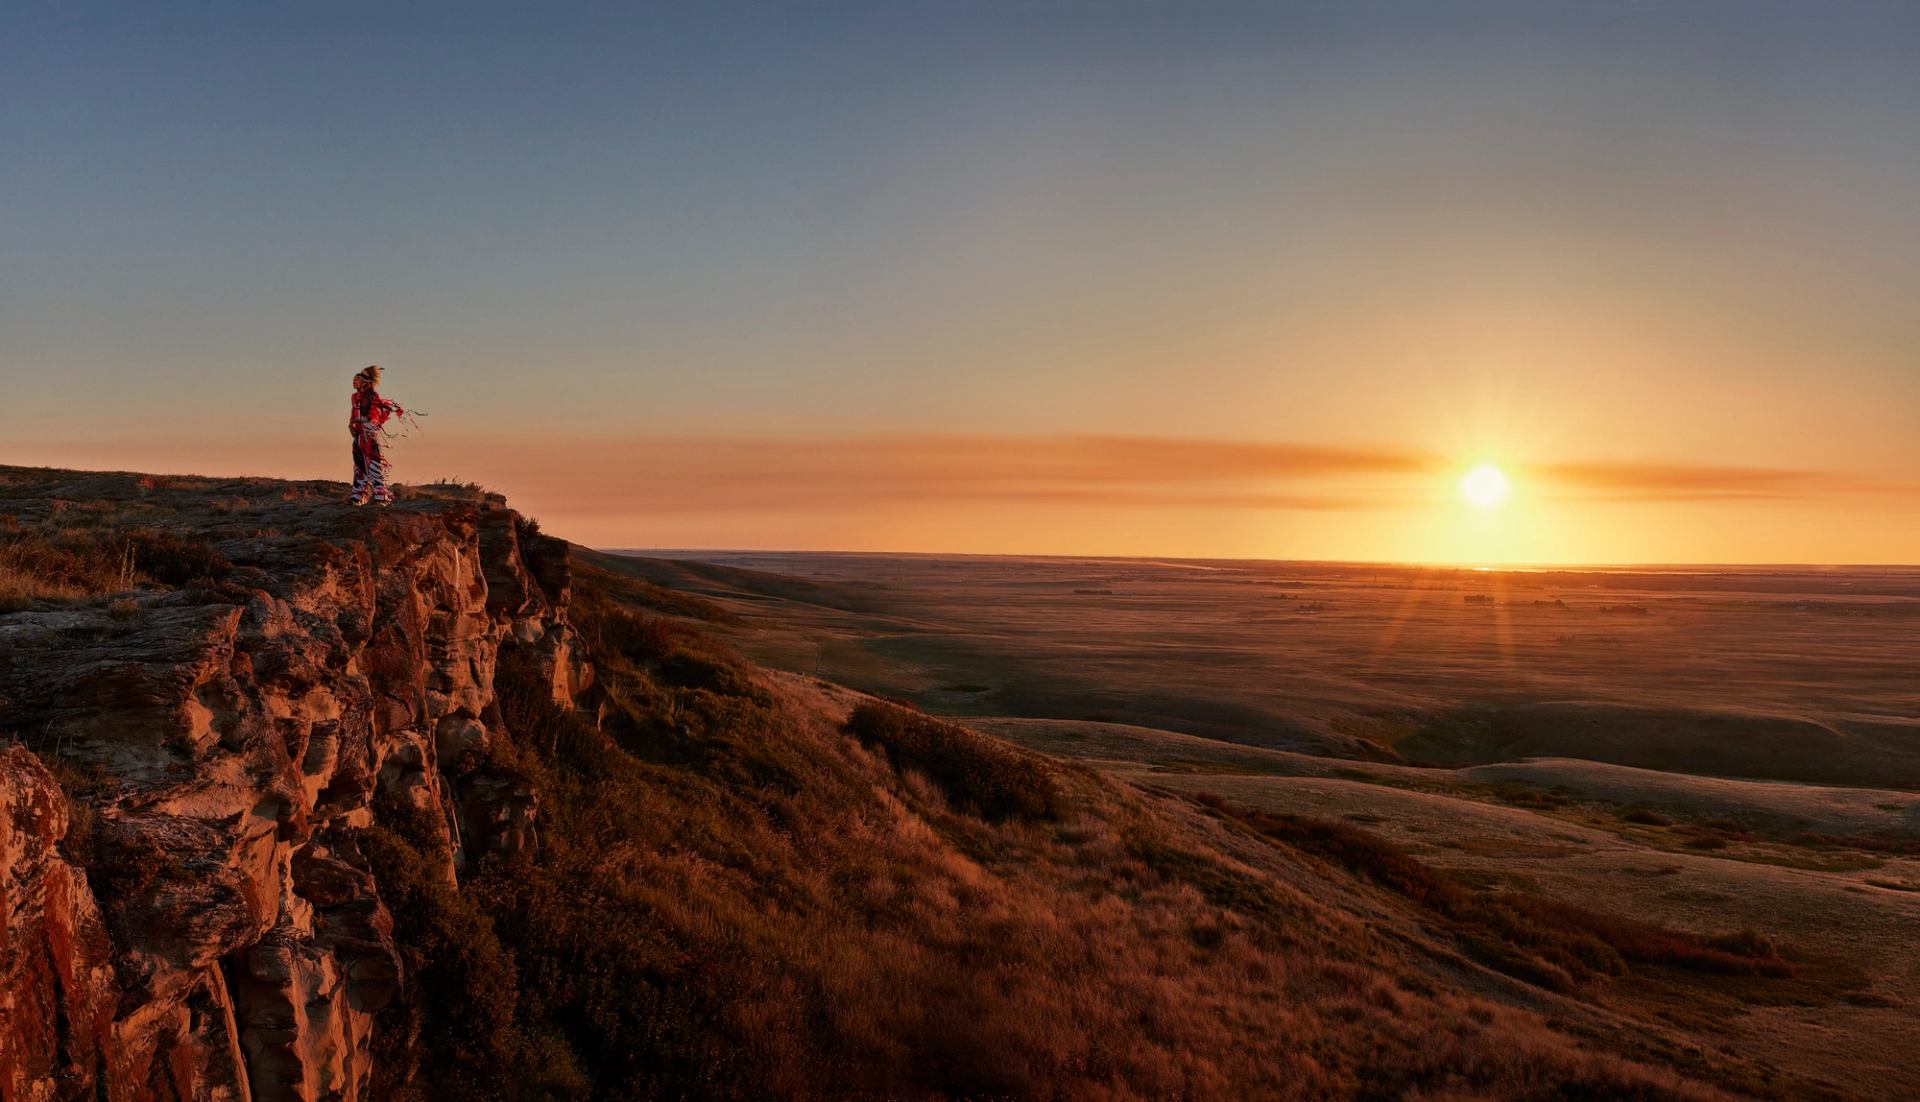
[348,365,405,506]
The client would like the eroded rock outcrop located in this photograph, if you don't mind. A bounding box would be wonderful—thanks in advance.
[0,746,117,1101]
[0,482,590,1102]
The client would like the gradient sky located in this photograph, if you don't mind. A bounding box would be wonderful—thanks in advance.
[4,2,1917,563]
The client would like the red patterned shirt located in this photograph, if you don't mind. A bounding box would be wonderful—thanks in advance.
[349,387,404,433]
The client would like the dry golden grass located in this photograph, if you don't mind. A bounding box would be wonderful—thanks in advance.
[0,472,239,610]
[0,530,132,609]
[0,561,89,606]
[355,573,1772,1101]
[578,548,1920,1100]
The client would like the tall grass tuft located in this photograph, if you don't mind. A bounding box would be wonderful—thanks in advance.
[1198,793,1795,988]
[846,701,1064,822]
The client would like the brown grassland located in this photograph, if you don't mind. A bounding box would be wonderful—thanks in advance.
[579,547,1920,1099]
[359,558,1771,1100]
[2,467,1911,1099]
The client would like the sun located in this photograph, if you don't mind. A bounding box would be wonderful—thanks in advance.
[1459,463,1511,509]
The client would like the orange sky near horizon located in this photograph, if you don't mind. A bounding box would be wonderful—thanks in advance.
[7,427,1916,566]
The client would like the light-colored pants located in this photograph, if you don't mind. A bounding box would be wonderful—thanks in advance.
[351,428,391,500]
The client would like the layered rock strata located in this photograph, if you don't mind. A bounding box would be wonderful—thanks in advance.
[0,492,588,1102]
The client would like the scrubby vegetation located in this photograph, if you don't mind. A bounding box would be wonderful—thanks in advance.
[352,567,1763,1101]
[360,805,527,1101]
[845,700,1064,822]
[1197,795,1795,990]
[573,556,736,623]
[0,514,230,608]
[0,521,132,603]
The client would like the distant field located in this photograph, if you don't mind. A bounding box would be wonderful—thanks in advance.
[604,552,1920,787]
[601,549,1920,1097]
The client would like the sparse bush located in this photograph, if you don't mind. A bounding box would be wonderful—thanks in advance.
[1198,793,1468,912]
[576,600,703,669]
[43,756,110,866]
[1197,794,1794,988]
[571,560,735,624]
[123,528,230,585]
[1707,928,1781,960]
[1803,832,1920,856]
[359,818,520,1100]
[0,518,227,603]
[414,478,492,503]
[1495,788,1567,809]
[0,525,131,598]
[0,564,76,609]
[847,701,1064,822]
[1500,894,1793,978]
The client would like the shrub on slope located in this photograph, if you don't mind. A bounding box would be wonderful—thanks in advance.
[1199,795,1795,991]
[845,700,1064,822]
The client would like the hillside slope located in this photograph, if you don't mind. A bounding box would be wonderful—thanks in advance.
[0,467,1820,1100]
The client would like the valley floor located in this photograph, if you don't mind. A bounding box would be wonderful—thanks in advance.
[601,548,1920,1100]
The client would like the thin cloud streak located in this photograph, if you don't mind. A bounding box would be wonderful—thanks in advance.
[489,434,1416,514]
[465,434,1898,516]
[1536,461,1911,503]
[10,433,1904,518]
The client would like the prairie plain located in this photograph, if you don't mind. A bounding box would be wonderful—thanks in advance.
[610,550,1920,1096]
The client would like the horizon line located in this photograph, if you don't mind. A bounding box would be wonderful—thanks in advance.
[597,547,1920,572]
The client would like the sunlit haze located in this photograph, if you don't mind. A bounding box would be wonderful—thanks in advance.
[4,3,1917,563]
[1460,465,1511,510]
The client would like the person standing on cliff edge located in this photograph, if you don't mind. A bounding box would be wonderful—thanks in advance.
[348,365,406,506]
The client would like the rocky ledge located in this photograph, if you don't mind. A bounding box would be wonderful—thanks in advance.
[0,470,591,1102]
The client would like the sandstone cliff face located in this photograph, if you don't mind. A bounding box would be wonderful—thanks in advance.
[0,483,589,1102]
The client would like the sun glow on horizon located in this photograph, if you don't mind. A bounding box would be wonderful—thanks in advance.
[1460,463,1511,509]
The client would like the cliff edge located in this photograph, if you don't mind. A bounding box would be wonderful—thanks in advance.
[1,469,587,1101]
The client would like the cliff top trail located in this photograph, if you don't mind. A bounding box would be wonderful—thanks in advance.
[0,464,1891,1102]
